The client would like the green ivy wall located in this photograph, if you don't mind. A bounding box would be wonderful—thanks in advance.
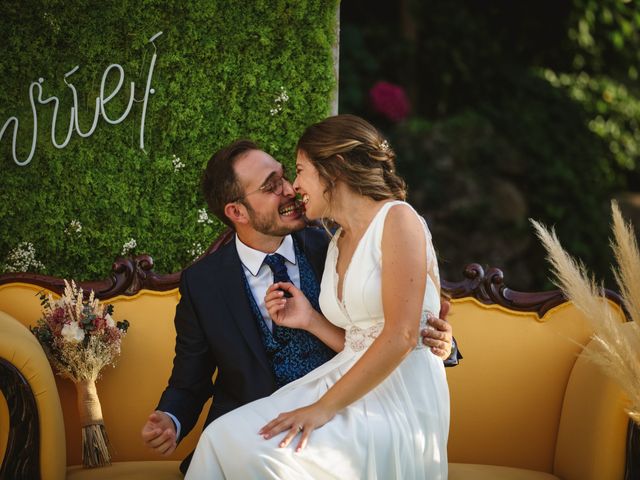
[0,0,339,279]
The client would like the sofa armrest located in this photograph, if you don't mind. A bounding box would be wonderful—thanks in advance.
[0,311,66,480]
[553,336,628,480]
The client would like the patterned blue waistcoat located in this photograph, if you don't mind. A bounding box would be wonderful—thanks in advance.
[242,239,335,389]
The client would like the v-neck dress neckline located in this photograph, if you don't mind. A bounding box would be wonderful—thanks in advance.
[333,200,394,306]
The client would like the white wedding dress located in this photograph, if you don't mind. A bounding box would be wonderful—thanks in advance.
[186,201,449,479]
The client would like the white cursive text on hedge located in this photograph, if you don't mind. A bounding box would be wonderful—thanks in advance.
[0,31,163,167]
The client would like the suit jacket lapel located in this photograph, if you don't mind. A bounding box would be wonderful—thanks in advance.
[217,241,272,379]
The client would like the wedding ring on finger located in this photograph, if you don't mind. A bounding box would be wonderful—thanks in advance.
[297,425,303,433]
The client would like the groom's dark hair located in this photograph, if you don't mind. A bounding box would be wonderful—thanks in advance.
[202,139,259,228]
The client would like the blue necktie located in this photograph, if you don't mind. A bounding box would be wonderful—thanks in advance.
[262,253,292,339]
[263,254,293,297]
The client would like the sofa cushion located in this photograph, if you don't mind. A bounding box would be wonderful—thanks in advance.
[67,461,561,480]
[449,463,560,480]
[67,461,182,480]
[553,335,628,480]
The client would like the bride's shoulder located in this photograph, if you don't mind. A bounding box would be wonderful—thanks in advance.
[377,203,429,269]
[384,201,421,224]
[381,201,430,241]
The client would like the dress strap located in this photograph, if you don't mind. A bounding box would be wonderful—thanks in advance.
[374,201,441,296]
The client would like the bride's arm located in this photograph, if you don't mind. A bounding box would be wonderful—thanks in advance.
[285,297,345,352]
[260,204,429,450]
[302,308,345,352]
[265,282,345,352]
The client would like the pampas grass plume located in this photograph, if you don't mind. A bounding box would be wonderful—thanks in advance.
[531,202,640,424]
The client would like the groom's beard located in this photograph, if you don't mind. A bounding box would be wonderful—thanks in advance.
[242,201,305,237]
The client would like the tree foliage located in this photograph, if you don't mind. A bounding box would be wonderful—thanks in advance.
[340,0,638,288]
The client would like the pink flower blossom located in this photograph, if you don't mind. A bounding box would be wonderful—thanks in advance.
[105,327,122,343]
[47,307,67,335]
[369,81,410,122]
[93,316,106,333]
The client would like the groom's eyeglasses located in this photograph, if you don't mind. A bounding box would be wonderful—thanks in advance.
[234,173,291,202]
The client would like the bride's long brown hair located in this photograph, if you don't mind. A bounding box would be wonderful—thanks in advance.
[296,114,407,204]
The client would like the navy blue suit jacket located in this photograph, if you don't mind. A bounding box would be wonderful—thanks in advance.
[156,227,330,459]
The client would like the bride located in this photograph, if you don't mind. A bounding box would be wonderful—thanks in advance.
[186,114,449,479]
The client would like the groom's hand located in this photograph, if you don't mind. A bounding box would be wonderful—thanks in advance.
[421,298,453,359]
[141,410,177,456]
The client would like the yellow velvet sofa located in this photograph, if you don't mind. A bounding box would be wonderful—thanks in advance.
[0,253,636,480]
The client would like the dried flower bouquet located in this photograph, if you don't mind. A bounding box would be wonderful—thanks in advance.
[31,280,130,467]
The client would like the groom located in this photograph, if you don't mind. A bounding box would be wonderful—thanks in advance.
[141,140,456,473]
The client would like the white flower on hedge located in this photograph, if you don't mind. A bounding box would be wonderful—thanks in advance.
[65,219,82,236]
[172,154,185,172]
[121,238,137,256]
[270,86,289,116]
[42,12,61,34]
[277,87,289,103]
[188,242,205,261]
[1,242,45,273]
[61,321,85,343]
[197,208,213,224]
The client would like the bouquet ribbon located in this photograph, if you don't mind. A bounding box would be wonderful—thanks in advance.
[75,379,110,467]
[75,379,104,427]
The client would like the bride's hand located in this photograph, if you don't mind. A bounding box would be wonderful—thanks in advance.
[265,282,315,330]
[258,402,336,452]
